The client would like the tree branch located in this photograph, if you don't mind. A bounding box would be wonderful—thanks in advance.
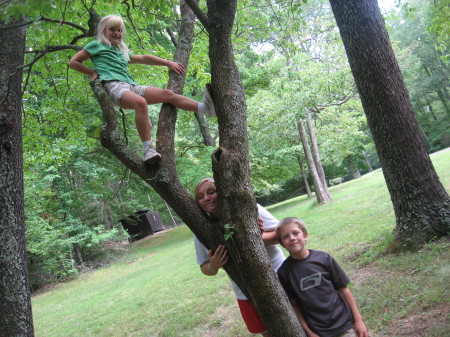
[184,0,209,28]
[25,44,82,54]
[40,16,87,33]
[0,19,34,30]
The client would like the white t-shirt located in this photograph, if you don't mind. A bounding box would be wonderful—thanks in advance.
[194,204,285,300]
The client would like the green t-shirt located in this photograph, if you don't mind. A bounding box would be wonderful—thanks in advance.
[84,40,136,85]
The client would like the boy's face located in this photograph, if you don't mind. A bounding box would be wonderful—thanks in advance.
[279,223,308,259]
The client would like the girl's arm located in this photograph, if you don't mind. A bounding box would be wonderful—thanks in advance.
[338,287,369,337]
[130,54,185,76]
[68,50,98,81]
[262,230,279,246]
[199,245,228,276]
[257,216,279,245]
[289,299,320,337]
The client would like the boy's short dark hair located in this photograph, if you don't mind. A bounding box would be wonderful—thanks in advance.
[276,217,308,242]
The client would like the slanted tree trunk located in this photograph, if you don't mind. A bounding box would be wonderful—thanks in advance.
[350,161,362,179]
[92,2,304,335]
[0,16,34,337]
[306,110,329,193]
[329,0,450,248]
[296,152,313,197]
[362,150,373,172]
[103,201,115,230]
[297,118,331,204]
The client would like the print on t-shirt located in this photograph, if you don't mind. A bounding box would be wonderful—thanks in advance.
[301,272,322,291]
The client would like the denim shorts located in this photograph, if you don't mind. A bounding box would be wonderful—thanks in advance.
[103,81,149,106]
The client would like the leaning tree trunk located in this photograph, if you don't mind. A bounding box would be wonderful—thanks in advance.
[296,152,313,197]
[329,0,450,248]
[298,118,331,204]
[0,16,35,337]
[194,110,216,146]
[362,150,373,172]
[306,110,329,193]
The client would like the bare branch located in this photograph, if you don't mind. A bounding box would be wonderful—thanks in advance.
[167,27,178,48]
[0,20,34,30]
[25,44,82,54]
[40,17,87,33]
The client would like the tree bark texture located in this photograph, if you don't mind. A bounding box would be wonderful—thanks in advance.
[329,0,450,248]
[298,119,332,204]
[0,16,35,337]
[203,1,304,335]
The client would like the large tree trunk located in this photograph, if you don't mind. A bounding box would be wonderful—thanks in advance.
[0,16,35,337]
[297,119,332,204]
[201,2,304,335]
[329,0,450,248]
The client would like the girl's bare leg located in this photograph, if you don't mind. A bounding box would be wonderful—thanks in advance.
[144,87,199,112]
[120,91,151,142]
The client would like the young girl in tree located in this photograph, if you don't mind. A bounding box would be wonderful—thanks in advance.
[69,15,215,165]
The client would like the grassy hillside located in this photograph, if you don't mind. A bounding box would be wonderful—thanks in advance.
[32,149,450,336]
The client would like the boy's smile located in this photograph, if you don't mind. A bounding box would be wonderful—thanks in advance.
[279,223,309,259]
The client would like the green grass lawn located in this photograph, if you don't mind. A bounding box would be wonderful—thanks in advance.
[32,149,450,336]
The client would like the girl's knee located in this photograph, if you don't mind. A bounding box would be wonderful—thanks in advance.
[162,89,178,102]
[120,92,148,111]
[133,96,148,112]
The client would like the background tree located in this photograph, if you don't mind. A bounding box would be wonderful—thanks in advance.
[0,15,34,337]
[329,0,450,248]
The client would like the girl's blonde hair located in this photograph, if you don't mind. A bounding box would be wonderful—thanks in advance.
[97,15,130,62]
[275,217,308,243]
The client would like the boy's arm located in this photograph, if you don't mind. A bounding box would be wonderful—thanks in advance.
[68,50,98,81]
[129,54,185,76]
[338,287,369,337]
[289,299,320,337]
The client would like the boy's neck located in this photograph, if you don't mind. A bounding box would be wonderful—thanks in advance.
[290,249,310,260]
